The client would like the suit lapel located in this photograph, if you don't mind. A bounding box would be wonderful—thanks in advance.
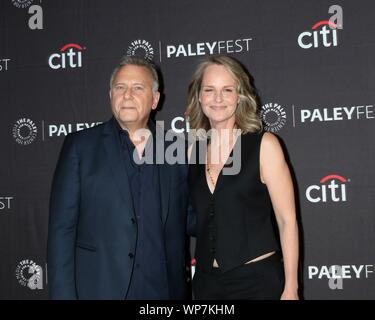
[101,119,135,218]
[155,124,171,226]
[159,163,171,226]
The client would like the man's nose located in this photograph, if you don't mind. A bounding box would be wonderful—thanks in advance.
[123,87,132,99]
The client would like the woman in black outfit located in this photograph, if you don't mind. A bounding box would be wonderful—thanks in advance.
[186,55,299,300]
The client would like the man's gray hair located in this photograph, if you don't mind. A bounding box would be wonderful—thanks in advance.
[109,55,159,91]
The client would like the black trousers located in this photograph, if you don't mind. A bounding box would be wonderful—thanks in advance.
[193,252,285,300]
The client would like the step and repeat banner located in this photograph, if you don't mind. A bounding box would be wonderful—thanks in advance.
[1,0,374,299]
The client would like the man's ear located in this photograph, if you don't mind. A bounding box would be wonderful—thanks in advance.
[152,91,160,110]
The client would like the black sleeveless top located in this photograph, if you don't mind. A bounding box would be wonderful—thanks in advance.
[188,131,280,273]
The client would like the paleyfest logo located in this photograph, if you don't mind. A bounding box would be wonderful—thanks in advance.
[12,118,103,145]
[165,38,253,58]
[308,264,374,290]
[12,118,38,145]
[0,197,14,210]
[0,58,11,72]
[127,39,154,60]
[15,259,44,290]
[11,0,33,9]
[260,103,287,133]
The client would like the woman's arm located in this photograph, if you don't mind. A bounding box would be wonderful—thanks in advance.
[260,132,299,300]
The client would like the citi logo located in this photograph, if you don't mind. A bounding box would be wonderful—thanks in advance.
[306,174,349,203]
[171,116,190,133]
[48,43,85,70]
[298,20,339,49]
[191,258,196,279]
[298,5,343,49]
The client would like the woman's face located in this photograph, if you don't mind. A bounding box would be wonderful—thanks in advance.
[199,64,239,129]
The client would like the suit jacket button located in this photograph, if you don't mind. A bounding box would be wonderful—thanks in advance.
[128,253,134,259]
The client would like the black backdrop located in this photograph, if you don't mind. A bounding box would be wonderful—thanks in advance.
[1,0,375,299]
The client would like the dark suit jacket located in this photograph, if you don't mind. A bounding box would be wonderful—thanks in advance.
[47,118,195,299]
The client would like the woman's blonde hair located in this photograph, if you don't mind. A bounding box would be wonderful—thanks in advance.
[186,55,262,134]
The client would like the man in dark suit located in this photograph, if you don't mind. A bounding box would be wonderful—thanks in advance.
[47,55,194,299]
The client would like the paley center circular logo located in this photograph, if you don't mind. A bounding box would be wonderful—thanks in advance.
[260,103,287,132]
[15,259,43,289]
[12,118,38,145]
[11,0,34,9]
[127,39,154,60]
